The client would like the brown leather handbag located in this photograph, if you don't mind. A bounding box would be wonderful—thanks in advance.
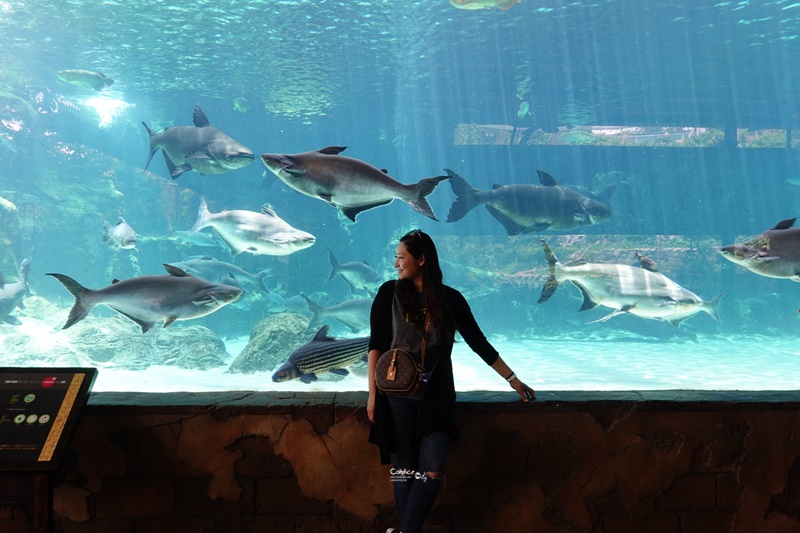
[375,314,430,396]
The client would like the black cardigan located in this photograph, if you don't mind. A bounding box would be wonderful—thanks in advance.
[368,280,499,464]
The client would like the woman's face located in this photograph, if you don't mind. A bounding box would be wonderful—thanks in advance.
[395,242,424,284]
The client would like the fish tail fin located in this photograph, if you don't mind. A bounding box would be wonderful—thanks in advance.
[142,121,157,170]
[189,197,211,233]
[301,294,324,332]
[257,269,272,293]
[444,169,481,223]
[326,248,339,283]
[704,293,725,322]
[46,273,96,329]
[18,258,30,283]
[406,175,449,221]
[537,240,561,304]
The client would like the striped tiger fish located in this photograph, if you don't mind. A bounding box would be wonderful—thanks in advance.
[272,326,369,383]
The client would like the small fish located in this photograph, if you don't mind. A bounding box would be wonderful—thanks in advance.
[538,241,723,326]
[303,294,372,333]
[720,218,800,280]
[56,70,114,91]
[233,97,250,114]
[142,106,254,179]
[172,230,221,248]
[103,216,137,250]
[326,248,381,295]
[517,101,531,119]
[47,265,242,333]
[260,146,448,222]
[0,259,30,325]
[284,294,310,314]
[189,198,316,256]
[261,291,286,313]
[165,256,271,293]
[272,325,369,383]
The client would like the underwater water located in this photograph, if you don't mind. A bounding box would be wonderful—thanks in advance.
[2,0,800,392]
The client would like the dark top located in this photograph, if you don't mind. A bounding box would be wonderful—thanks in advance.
[368,280,499,464]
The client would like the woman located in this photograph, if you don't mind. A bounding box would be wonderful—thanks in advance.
[367,229,535,533]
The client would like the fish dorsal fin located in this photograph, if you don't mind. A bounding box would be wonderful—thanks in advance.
[537,170,559,187]
[318,146,347,155]
[192,106,210,127]
[381,169,389,174]
[117,216,126,225]
[163,264,190,277]
[492,184,504,189]
[261,205,277,217]
[313,325,336,342]
[772,218,797,230]
[112,279,121,284]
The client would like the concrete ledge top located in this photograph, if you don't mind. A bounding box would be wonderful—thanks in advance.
[85,390,800,412]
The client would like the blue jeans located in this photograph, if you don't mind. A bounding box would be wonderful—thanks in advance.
[386,394,450,533]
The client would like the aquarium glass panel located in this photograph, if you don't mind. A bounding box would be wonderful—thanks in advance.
[1,1,800,392]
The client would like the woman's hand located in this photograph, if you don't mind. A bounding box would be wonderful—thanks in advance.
[489,357,535,402]
[367,391,376,422]
[367,349,380,422]
[511,378,536,402]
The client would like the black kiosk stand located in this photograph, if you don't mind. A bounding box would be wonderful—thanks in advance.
[0,368,98,533]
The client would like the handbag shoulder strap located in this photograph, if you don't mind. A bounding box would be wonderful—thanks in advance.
[420,312,430,366]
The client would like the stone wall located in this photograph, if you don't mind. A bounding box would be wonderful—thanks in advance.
[3,391,800,532]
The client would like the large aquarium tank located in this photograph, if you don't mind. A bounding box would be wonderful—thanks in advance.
[1,0,799,392]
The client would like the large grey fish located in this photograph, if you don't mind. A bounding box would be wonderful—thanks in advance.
[102,216,137,250]
[142,106,254,179]
[0,259,30,326]
[171,230,221,248]
[720,218,800,280]
[326,248,381,295]
[165,256,271,293]
[302,294,372,333]
[446,169,614,234]
[56,70,114,91]
[46,265,242,333]
[538,241,722,326]
[260,146,448,222]
[272,325,369,383]
[189,197,316,256]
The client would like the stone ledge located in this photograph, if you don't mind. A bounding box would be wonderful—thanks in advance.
[85,390,800,412]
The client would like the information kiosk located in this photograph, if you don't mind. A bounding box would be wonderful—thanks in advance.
[0,367,98,532]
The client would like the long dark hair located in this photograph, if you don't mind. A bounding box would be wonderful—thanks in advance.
[396,229,455,341]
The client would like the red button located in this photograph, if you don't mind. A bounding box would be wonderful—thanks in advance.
[42,377,57,388]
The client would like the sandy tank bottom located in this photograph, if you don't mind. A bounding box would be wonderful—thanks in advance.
[3,317,799,392]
